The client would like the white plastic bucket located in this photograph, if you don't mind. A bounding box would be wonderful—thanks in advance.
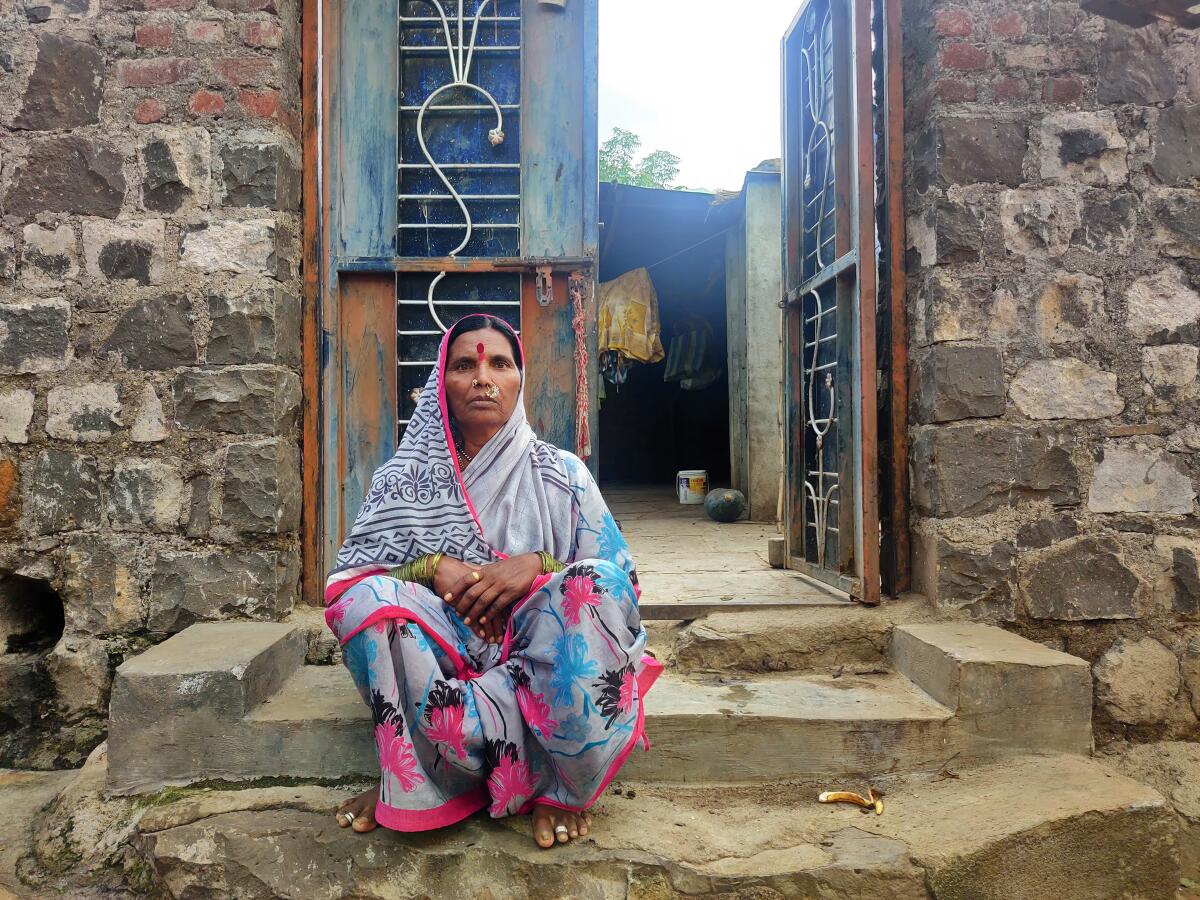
[677,469,708,505]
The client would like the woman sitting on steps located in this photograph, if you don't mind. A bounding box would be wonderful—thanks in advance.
[324,313,661,848]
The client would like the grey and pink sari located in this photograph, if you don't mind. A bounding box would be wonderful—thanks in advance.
[325,318,661,832]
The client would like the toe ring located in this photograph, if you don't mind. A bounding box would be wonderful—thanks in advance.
[342,812,357,825]
[554,824,569,836]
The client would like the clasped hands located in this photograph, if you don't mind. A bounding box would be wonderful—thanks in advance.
[433,554,543,644]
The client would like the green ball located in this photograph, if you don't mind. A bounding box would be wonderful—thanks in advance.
[704,488,746,523]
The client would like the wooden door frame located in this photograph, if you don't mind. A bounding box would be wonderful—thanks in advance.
[300,0,321,603]
[880,0,910,596]
[303,0,403,604]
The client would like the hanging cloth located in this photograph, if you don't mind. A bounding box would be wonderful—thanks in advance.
[597,268,665,365]
[663,319,712,383]
[599,350,633,391]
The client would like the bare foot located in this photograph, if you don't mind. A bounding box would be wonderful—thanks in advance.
[531,803,591,848]
[335,786,379,833]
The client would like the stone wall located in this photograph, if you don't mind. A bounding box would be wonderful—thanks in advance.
[904,0,1200,743]
[0,0,303,767]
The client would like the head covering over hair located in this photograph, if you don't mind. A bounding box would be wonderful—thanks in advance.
[327,316,576,601]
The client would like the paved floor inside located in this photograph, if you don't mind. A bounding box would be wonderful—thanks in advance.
[603,485,850,613]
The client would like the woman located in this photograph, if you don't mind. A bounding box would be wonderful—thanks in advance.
[324,313,660,848]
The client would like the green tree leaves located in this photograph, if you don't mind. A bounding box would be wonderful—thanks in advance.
[599,127,681,189]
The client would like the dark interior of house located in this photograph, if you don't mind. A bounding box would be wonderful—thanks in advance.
[596,183,733,488]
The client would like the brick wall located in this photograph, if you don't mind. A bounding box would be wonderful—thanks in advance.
[904,0,1200,743]
[0,0,302,767]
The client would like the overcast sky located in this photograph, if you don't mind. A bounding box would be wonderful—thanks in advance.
[598,0,803,193]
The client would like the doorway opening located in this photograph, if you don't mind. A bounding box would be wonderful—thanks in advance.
[596,166,785,527]
[597,183,730,490]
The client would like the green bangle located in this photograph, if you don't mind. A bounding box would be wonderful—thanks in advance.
[426,551,444,585]
[387,560,414,583]
[537,551,565,574]
[389,552,443,587]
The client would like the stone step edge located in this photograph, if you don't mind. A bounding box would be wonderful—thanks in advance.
[107,623,308,793]
[889,621,1093,756]
[249,666,957,724]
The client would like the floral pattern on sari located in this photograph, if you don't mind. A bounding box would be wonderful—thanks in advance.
[370,690,425,794]
[561,569,603,625]
[594,664,638,729]
[509,664,559,740]
[549,633,599,706]
[485,740,538,816]
[422,681,468,760]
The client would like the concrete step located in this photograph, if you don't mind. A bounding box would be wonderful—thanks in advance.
[246,665,375,778]
[127,754,1178,900]
[891,621,1093,757]
[661,594,941,675]
[107,619,1096,792]
[111,658,957,788]
[107,622,307,793]
[624,670,955,781]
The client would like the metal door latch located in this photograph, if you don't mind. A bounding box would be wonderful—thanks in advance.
[535,265,553,307]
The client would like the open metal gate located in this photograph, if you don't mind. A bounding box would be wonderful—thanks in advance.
[781,0,907,604]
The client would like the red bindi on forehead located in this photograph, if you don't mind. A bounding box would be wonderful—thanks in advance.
[476,342,485,360]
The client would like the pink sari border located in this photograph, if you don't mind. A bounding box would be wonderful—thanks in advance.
[338,605,481,680]
[325,567,387,605]
[374,785,490,832]
[331,568,567,680]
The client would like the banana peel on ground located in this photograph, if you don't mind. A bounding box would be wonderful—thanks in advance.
[817,787,885,815]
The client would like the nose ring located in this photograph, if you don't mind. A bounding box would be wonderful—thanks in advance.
[471,378,500,399]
